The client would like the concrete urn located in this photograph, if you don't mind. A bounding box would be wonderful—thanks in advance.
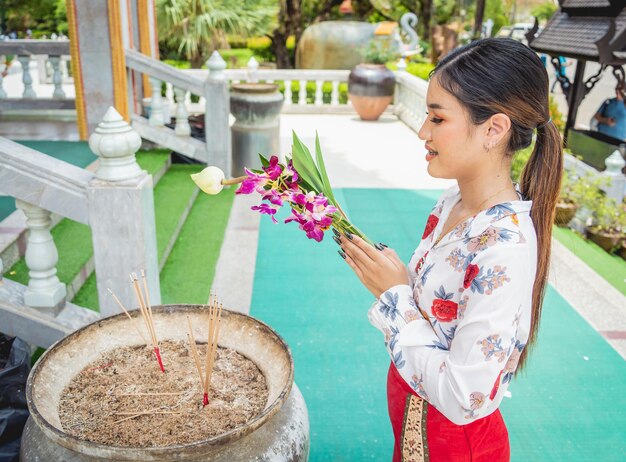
[348,64,396,121]
[21,305,309,461]
[230,83,284,177]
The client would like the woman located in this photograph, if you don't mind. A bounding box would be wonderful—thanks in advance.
[335,38,562,461]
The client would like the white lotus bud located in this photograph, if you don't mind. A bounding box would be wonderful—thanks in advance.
[190,166,225,195]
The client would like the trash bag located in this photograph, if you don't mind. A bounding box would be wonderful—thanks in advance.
[0,336,30,462]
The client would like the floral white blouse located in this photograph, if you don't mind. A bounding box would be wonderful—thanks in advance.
[368,184,537,426]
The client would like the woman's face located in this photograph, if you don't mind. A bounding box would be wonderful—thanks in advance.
[417,76,488,180]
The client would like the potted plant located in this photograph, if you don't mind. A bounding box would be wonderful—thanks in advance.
[348,38,399,121]
[585,196,626,252]
[555,171,578,226]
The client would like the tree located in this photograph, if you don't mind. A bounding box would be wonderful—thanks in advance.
[531,2,558,22]
[156,0,277,68]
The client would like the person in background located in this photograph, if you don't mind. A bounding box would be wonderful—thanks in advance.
[593,86,626,141]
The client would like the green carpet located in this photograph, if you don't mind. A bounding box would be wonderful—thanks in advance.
[16,141,97,168]
[553,226,626,296]
[250,188,626,462]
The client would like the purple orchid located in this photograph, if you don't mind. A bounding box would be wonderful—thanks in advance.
[263,155,283,180]
[251,203,279,223]
[236,168,269,195]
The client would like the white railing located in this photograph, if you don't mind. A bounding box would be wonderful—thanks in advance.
[181,59,351,113]
[0,39,74,110]
[0,108,161,347]
[565,150,626,202]
[125,49,230,172]
[393,66,428,135]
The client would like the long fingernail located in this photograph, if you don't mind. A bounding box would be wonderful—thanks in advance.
[338,249,346,259]
[332,228,341,237]
[375,243,384,250]
[344,231,353,240]
[333,235,342,246]
[380,243,388,248]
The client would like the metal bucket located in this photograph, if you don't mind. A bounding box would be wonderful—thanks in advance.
[21,305,309,461]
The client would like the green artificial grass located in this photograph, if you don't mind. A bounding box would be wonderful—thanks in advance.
[71,272,99,312]
[153,164,205,263]
[251,188,626,462]
[553,226,626,296]
[160,188,235,304]
[136,149,170,176]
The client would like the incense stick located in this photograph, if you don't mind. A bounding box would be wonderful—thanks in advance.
[115,392,184,397]
[187,316,205,391]
[201,294,222,407]
[107,288,148,345]
[130,272,165,373]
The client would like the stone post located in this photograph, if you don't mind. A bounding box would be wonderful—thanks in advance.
[205,51,231,171]
[603,150,626,203]
[15,199,66,314]
[18,55,36,98]
[0,69,6,99]
[49,56,66,99]
[174,87,191,136]
[87,107,160,316]
[247,56,259,83]
[149,76,165,126]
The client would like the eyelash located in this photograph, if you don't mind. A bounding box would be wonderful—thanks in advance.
[425,112,443,124]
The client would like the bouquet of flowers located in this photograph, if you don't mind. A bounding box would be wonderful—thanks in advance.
[191,132,371,244]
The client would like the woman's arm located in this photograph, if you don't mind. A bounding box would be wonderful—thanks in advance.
[367,241,533,425]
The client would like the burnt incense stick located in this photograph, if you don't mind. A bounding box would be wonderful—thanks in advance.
[130,272,165,373]
[202,294,222,407]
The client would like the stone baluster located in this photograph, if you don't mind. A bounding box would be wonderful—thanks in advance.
[174,87,191,137]
[18,55,36,98]
[603,150,626,203]
[331,81,339,106]
[284,80,292,105]
[15,199,66,314]
[48,56,66,99]
[148,76,165,126]
[87,107,160,316]
[205,51,231,172]
[247,57,259,83]
[298,79,307,105]
[314,80,323,106]
[165,82,175,106]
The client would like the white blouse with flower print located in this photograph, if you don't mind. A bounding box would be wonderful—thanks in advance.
[368,184,537,426]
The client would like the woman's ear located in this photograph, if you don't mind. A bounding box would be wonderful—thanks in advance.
[484,113,511,149]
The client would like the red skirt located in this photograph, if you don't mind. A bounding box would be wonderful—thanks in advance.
[387,363,510,462]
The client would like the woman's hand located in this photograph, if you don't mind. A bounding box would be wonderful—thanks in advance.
[334,231,410,299]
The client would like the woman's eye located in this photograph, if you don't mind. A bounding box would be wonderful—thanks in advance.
[425,112,443,124]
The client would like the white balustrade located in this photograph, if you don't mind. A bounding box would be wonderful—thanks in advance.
[205,51,231,174]
[298,79,307,105]
[18,55,36,98]
[174,87,191,136]
[148,76,165,126]
[284,80,292,105]
[331,81,339,106]
[315,80,323,106]
[48,55,66,99]
[0,71,6,99]
[16,199,66,314]
[165,81,175,105]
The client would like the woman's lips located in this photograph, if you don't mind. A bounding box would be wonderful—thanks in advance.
[425,145,438,162]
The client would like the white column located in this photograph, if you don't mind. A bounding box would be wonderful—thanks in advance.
[88,107,160,316]
[174,87,191,136]
[603,150,626,203]
[16,200,66,314]
[49,56,66,99]
[331,81,339,106]
[315,80,323,106]
[298,79,307,105]
[247,56,259,83]
[165,82,175,106]
[18,55,36,98]
[204,51,231,170]
[284,80,292,105]
[148,76,165,126]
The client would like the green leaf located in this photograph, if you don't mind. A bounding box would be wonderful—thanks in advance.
[259,154,270,168]
[292,131,324,192]
[314,132,338,205]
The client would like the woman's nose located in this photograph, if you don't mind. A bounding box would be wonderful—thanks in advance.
[418,119,430,141]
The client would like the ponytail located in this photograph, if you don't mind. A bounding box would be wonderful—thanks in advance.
[517,121,563,371]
